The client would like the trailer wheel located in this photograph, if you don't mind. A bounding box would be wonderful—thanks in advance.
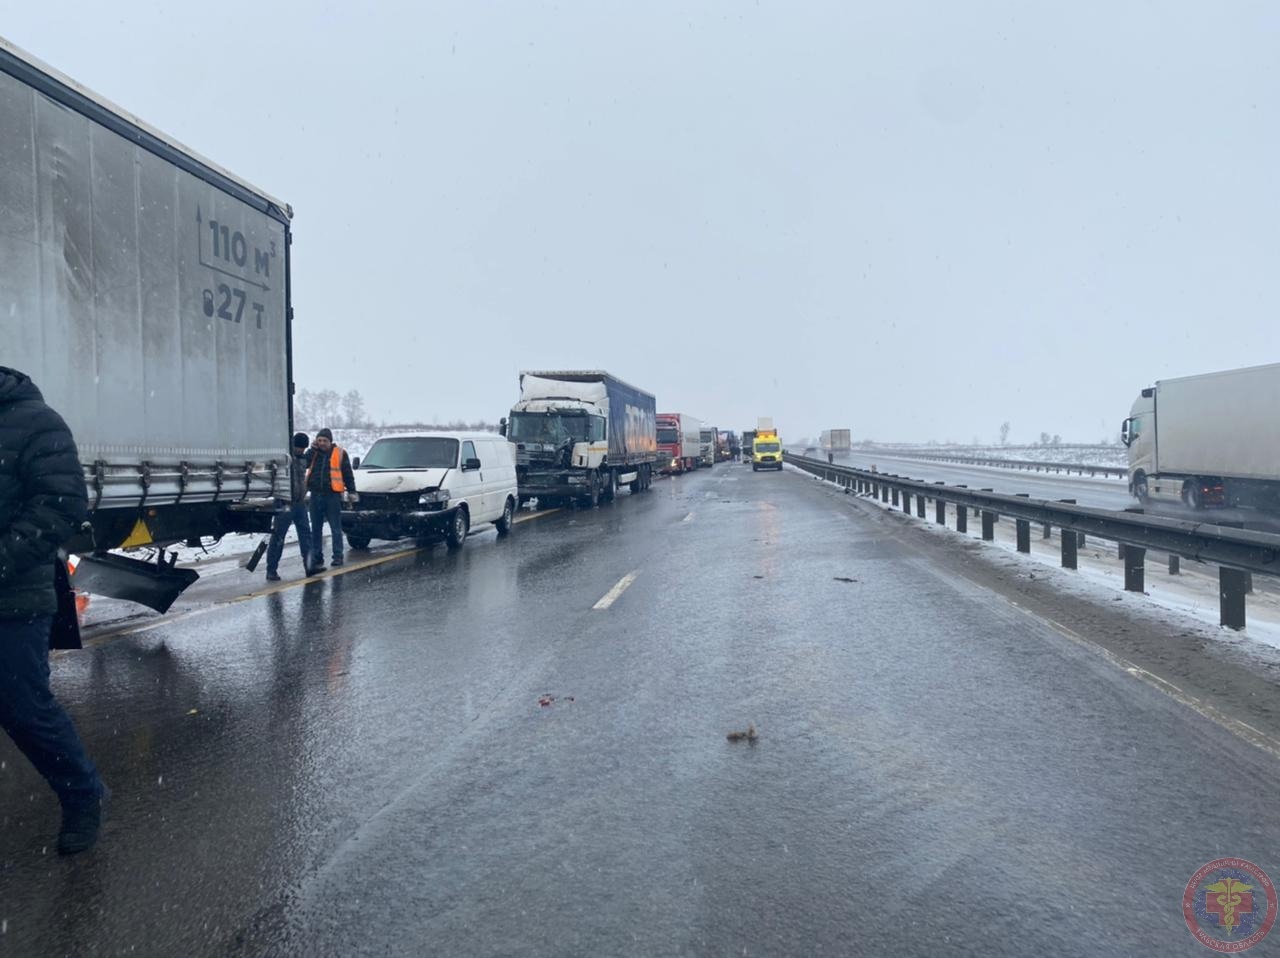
[1182,479,1202,510]
[603,470,618,502]
[346,535,371,551]
[445,507,469,549]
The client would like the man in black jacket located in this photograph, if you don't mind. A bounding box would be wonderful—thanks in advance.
[265,432,315,581]
[0,367,107,855]
[305,427,356,572]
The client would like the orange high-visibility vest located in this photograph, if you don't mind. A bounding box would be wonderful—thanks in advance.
[307,446,345,493]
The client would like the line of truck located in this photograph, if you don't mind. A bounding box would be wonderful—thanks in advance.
[2,34,783,614]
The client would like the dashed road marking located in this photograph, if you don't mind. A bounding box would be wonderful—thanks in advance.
[593,571,639,610]
[682,512,695,523]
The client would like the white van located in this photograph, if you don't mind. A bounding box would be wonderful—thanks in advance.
[342,432,519,550]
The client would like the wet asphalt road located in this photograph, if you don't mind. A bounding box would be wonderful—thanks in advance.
[1,464,1278,956]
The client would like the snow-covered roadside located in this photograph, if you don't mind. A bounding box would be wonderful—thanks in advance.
[865,444,1127,468]
[791,463,1280,662]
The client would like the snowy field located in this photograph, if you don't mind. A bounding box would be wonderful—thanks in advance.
[859,444,1128,468]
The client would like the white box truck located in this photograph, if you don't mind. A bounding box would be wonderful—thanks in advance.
[821,429,852,454]
[0,38,293,608]
[1121,362,1280,511]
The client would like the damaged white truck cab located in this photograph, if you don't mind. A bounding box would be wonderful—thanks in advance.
[503,371,658,509]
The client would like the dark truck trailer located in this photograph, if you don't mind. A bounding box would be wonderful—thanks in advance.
[504,370,657,507]
[0,38,293,610]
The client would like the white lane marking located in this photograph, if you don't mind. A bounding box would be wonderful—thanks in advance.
[593,571,639,610]
[682,512,695,522]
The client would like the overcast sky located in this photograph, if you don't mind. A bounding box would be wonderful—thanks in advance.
[7,2,1277,443]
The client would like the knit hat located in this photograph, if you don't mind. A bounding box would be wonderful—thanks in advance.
[317,428,334,441]
[292,432,309,449]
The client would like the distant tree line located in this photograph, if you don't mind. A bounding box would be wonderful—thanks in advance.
[294,387,497,433]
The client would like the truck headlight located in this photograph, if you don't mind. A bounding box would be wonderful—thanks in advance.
[419,489,450,507]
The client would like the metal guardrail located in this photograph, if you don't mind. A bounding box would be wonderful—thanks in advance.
[853,448,1127,479]
[786,453,1280,630]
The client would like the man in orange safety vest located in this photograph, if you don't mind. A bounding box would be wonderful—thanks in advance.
[305,427,357,572]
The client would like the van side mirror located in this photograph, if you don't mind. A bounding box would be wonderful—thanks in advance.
[463,457,482,471]
[352,456,361,469]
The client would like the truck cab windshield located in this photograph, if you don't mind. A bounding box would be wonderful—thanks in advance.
[361,437,459,469]
[657,427,679,444]
[510,413,600,444]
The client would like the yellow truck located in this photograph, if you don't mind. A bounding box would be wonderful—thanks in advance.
[752,417,783,472]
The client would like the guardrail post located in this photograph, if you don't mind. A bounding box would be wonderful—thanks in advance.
[881,484,888,503]
[957,504,967,533]
[1013,494,1031,552]
[916,494,925,518]
[1168,555,1180,575]
[1218,522,1254,594]
[982,510,996,541]
[891,488,899,507]
[902,488,912,513]
[1042,521,1052,540]
[1124,544,1146,592]
[1220,568,1248,630]
[935,498,945,525]
[1061,529,1078,569]
[1077,531,1087,549]
[1058,501,1078,569]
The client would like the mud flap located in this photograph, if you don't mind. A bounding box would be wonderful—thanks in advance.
[243,539,268,573]
[71,551,199,614]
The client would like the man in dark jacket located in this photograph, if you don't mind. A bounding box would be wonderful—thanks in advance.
[305,427,356,571]
[0,367,107,855]
[265,432,315,581]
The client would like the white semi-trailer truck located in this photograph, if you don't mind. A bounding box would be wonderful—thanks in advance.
[1121,362,1280,511]
[0,38,294,609]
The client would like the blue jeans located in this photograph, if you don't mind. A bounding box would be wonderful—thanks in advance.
[0,616,101,803]
[308,493,344,566]
[266,501,313,575]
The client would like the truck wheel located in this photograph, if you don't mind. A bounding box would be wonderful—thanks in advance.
[445,507,469,549]
[1133,473,1149,503]
[1182,480,1202,510]
[603,471,618,502]
[752,464,759,472]
[495,497,515,536]
[346,535,371,551]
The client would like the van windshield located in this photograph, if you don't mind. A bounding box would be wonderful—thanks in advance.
[361,437,459,469]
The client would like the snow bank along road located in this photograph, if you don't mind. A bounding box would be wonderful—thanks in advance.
[1,464,1277,956]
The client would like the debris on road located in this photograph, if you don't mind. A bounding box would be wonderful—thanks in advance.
[726,724,759,744]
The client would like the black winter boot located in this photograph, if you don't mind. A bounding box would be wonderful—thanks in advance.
[58,783,110,855]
